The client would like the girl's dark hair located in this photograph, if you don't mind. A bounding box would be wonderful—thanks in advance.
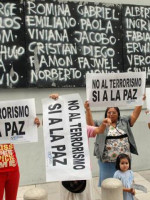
[115,154,131,170]
[104,107,120,119]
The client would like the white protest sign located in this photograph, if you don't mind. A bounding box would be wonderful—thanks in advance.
[146,88,150,112]
[146,88,150,122]
[42,94,91,182]
[0,99,38,144]
[86,72,146,107]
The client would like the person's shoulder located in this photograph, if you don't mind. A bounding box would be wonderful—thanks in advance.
[113,170,120,177]
[114,170,119,174]
[119,115,131,122]
[129,170,134,176]
[94,119,103,126]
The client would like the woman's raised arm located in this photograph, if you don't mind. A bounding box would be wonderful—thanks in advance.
[130,94,146,126]
[84,100,95,126]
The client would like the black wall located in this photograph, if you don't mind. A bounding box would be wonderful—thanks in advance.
[0,0,150,88]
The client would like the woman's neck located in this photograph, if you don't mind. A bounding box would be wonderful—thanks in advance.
[111,122,117,128]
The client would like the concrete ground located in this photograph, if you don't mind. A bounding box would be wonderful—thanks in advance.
[16,170,150,200]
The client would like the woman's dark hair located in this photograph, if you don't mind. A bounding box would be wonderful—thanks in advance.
[115,154,131,170]
[104,107,120,119]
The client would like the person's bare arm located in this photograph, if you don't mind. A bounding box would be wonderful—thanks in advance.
[130,106,142,126]
[130,94,146,126]
[84,101,94,126]
[123,188,135,195]
[93,118,111,135]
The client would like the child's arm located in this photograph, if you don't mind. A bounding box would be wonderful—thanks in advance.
[123,188,135,195]
[123,174,135,195]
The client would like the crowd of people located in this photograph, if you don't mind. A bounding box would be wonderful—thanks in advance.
[0,93,149,200]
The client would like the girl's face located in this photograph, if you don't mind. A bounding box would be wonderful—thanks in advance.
[107,108,118,123]
[120,158,129,172]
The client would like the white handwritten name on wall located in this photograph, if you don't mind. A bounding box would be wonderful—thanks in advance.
[123,5,150,80]
[0,1,27,88]
[1,1,150,88]
[25,1,122,87]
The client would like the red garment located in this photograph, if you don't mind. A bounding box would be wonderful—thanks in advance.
[0,144,19,172]
[0,144,19,200]
[0,169,20,200]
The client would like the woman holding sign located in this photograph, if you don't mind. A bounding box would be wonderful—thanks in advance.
[0,117,40,200]
[85,96,145,187]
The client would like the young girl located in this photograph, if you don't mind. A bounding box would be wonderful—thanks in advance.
[113,154,135,200]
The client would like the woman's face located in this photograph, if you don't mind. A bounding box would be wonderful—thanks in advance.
[107,107,118,123]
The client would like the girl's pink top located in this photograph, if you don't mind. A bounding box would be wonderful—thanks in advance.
[87,125,96,138]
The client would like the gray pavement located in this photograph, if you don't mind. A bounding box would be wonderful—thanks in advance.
[138,170,150,182]
[16,170,150,200]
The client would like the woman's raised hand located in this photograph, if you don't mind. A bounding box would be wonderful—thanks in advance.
[49,93,59,100]
[143,94,146,101]
[84,100,90,110]
[34,117,40,127]
[145,110,150,114]
[102,118,111,126]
